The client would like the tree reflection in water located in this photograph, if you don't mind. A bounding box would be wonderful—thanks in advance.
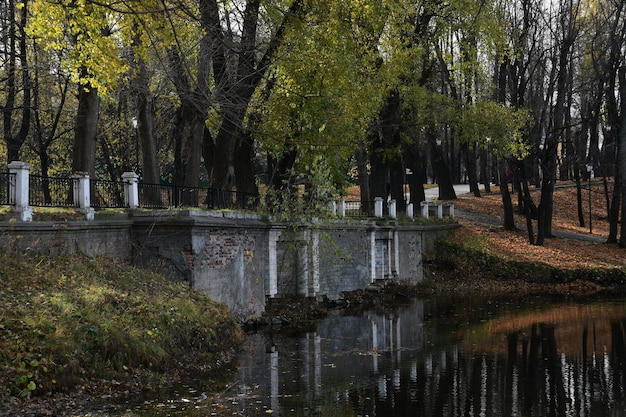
[338,299,626,417]
[136,297,626,417]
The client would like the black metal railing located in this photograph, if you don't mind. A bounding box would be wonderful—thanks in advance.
[29,175,76,207]
[91,179,125,208]
[206,188,260,211]
[16,173,320,214]
[0,172,14,205]
[137,182,260,211]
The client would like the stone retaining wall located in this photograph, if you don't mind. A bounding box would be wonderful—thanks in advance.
[0,211,458,321]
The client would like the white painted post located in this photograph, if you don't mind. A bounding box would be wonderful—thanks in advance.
[389,199,397,219]
[339,198,346,217]
[406,203,414,219]
[330,200,337,216]
[72,172,94,220]
[420,201,429,218]
[393,229,399,277]
[369,230,377,283]
[448,202,455,218]
[436,201,443,219]
[267,229,279,297]
[386,230,393,278]
[122,172,139,209]
[375,197,384,218]
[310,228,320,296]
[8,161,32,222]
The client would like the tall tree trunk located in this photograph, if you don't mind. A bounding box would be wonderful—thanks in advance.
[72,79,99,178]
[607,175,620,244]
[389,156,405,212]
[406,143,426,205]
[136,88,159,184]
[208,0,305,191]
[574,166,585,228]
[618,67,626,247]
[132,28,160,187]
[428,131,457,200]
[463,142,480,197]
[3,0,31,162]
[498,158,516,231]
[480,147,491,194]
[355,146,371,212]
[234,133,258,206]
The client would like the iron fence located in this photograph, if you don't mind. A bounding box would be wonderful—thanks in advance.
[137,182,260,211]
[206,188,260,211]
[0,172,14,205]
[29,175,76,207]
[91,179,125,208]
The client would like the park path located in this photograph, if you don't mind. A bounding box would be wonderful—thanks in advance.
[446,185,608,244]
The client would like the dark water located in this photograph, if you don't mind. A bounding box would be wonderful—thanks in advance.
[136,295,626,416]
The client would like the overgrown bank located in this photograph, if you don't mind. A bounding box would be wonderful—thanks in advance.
[0,251,243,414]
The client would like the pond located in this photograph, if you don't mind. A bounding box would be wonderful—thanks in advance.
[132,294,626,417]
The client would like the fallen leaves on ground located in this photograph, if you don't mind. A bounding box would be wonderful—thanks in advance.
[451,182,626,270]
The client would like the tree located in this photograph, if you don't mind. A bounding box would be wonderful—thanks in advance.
[1,0,31,163]
[28,0,131,178]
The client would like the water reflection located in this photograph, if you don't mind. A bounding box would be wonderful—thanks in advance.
[140,296,626,416]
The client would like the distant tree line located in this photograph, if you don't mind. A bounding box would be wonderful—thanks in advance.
[1,0,626,245]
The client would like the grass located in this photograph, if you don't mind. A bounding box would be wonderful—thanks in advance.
[0,251,243,400]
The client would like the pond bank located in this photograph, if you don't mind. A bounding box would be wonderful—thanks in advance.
[4,229,626,416]
[0,251,243,417]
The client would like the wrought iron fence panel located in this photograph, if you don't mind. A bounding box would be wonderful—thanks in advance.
[207,188,260,210]
[137,183,207,209]
[29,175,76,207]
[91,179,125,208]
[138,183,260,210]
[138,183,172,209]
[0,172,14,205]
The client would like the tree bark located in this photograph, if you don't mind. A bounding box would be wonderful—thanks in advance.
[3,0,31,162]
[498,158,516,231]
[208,0,305,191]
[132,28,160,187]
[618,67,626,247]
[405,143,426,205]
[428,131,457,200]
[72,79,99,178]
[463,142,481,197]
[355,146,371,212]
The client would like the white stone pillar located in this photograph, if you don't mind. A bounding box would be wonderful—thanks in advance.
[122,172,139,209]
[8,161,32,222]
[420,201,429,218]
[369,230,377,283]
[393,229,399,277]
[267,229,279,297]
[375,197,384,218]
[406,203,414,219]
[436,201,443,219]
[72,172,94,220]
[389,199,397,219]
[339,198,346,217]
[448,202,455,218]
[309,228,320,297]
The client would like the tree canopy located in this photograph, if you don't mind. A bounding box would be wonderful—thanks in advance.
[2,0,626,244]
